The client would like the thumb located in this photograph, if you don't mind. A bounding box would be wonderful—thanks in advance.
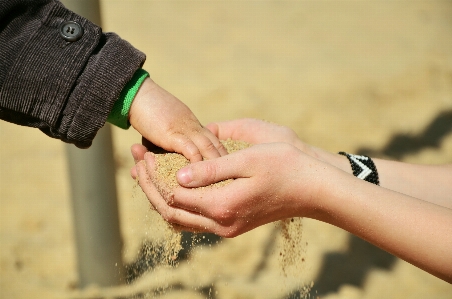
[131,143,148,163]
[176,153,247,188]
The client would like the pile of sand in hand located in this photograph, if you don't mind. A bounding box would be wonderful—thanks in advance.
[151,139,252,196]
[138,139,252,265]
[146,139,305,277]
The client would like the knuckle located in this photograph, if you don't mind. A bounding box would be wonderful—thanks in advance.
[177,135,191,147]
[162,208,176,223]
[241,151,256,165]
[210,207,223,221]
[203,140,217,152]
[202,162,218,184]
[170,133,192,150]
[211,206,234,223]
[218,226,239,238]
[216,142,227,154]
[280,142,297,156]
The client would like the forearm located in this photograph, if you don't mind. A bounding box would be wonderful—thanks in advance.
[304,144,452,208]
[313,168,452,283]
[374,159,452,208]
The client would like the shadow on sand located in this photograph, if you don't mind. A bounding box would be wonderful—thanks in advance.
[295,109,452,298]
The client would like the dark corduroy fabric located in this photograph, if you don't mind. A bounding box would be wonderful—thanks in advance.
[0,0,146,148]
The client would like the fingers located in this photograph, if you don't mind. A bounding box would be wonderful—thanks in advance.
[203,129,229,157]
[205,120,244,141]
[131,165,138,179]
[205,122,221,138]
[172,178,249,220]
[131,131,227,180]
[169,178,264,238]
[134,147,260,237]
[207,118,299,146]
[135,157,219,232]
[170,134,204,162]
[130,143,148,179]
[190,129,228,159]
[206,118,264,144]
[170,130,227,163]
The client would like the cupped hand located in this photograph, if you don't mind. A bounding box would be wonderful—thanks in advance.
[206,118,345,167]
[129,78,228,162]
[206,118,311,152]
[135,142,327,237]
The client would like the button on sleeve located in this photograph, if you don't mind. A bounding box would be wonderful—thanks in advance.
[59,21,84,42]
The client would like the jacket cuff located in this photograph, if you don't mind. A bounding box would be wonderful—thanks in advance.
[61,31,146,148]
[0,1,146,148]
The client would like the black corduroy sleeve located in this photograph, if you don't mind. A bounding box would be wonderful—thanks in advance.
[0,0,146,148]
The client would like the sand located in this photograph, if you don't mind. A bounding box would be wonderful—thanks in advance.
[152,139,251,192]
[1,1,452,298]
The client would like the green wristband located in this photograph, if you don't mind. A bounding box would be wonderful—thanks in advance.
[107,69,149,129]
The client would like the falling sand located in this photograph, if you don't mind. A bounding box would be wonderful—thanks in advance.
[134,140,252,268]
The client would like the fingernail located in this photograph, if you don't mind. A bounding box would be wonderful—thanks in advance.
[177,167,193,185]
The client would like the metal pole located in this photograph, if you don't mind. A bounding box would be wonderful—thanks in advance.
[62,0,103,26]
[62,0,125,288]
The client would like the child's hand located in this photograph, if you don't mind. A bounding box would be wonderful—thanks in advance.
[128,78,227,162]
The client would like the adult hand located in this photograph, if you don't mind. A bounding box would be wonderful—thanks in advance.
[128,78,228,162]
[206,118,352,174]
[135,142,330,237]
[206,118,307,151]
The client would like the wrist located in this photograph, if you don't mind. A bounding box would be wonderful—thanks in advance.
[307,145,352,174]
[310,164,358,223]
[128,76,155,130]
[296,156,346,221]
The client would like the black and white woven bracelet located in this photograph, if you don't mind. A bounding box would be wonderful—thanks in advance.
[338,152,380,185]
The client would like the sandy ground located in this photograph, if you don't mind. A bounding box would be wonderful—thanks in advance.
[1,1,452,298]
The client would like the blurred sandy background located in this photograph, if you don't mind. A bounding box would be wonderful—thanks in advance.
[1,0,452,298]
